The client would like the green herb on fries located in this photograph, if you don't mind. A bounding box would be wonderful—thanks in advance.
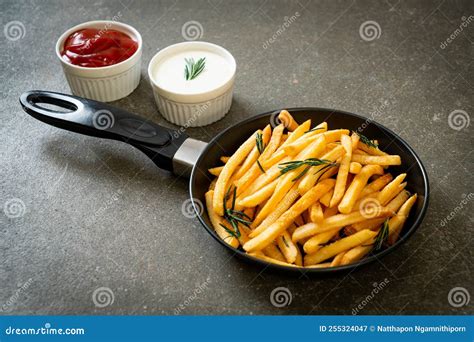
[279,158,338,181]
[354,131,379,149]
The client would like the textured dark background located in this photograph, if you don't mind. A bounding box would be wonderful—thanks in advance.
[1,0,473,315]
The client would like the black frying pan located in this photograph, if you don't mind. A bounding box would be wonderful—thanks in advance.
[19,90,429,274]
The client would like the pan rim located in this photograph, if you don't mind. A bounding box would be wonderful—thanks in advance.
[189,107,429,274]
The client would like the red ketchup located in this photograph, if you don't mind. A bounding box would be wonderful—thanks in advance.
[61,28,138,67]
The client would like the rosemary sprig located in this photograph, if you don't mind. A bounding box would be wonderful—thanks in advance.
[221,186,253,238]
[373,219,390,251]
[255,132,266,173]
[354,131,378,149]
[256,132,265,154]
[184,57,206,81]
[278,158,338,181]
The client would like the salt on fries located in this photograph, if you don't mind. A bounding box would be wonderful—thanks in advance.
[207,110,417,268]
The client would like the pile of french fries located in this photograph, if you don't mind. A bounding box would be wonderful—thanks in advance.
[205,110,417,268]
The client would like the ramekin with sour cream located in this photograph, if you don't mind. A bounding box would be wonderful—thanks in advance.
[148,41,236,127]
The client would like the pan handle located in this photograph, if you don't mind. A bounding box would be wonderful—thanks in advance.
[19,90,200,174]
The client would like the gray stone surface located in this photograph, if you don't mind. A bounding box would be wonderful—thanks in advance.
[1,0,473,315]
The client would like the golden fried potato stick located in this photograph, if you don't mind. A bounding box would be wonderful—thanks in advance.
[298,145,345,194]
[354,149,369,155]
[234,125,272,179]
[238,178,278,207]
[243,179,335,252]
[292,222,317,242]
[323,129,350,142]
[338,165,384,214]
[330,134,352,208]
[348,190,410,233]
[233,124,285,195]
[208,166,224,177]
[330,251,346,267]
[205,190,239,248]
[262,243,287,262]
[302,228,340,254]
[220,156,230,163]
[252,136,327,227]
[388,194,418,244]
[319,189,334,207]
[282,122,328,156]
[294,206,392,240]
[304,229,377,266]
[249,252,298,267]
[357,141,388,156]
[277,231,299,263]
[359,173,393,198]
[377,173,406,205]
[351,132,360,150]
[263,120,311,164]
[250,187,300,237]
[237,157,290,200]
[349,162,362,174]
[351,191,380,213]
[340,245,373,265]
[213,130,260,216]
[304,122,328,135]
[236,120,313,198]
[351,154,401,166]
[278,110,298,131]
[306,262,332,268]
[284,128,348,157]
[209,178,217,191]
[309,202,324,222]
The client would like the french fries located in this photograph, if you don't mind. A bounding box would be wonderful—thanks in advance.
[205,111,418,268]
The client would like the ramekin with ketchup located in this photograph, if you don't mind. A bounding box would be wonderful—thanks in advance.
[56,20,142,102]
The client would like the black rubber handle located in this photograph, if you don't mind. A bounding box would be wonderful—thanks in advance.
[19,90,189,172]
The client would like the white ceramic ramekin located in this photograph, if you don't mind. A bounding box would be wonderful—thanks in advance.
[148,42,236,127]
[55,20,142,102]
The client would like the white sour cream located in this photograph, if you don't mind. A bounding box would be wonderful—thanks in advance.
[153,49,233,95]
